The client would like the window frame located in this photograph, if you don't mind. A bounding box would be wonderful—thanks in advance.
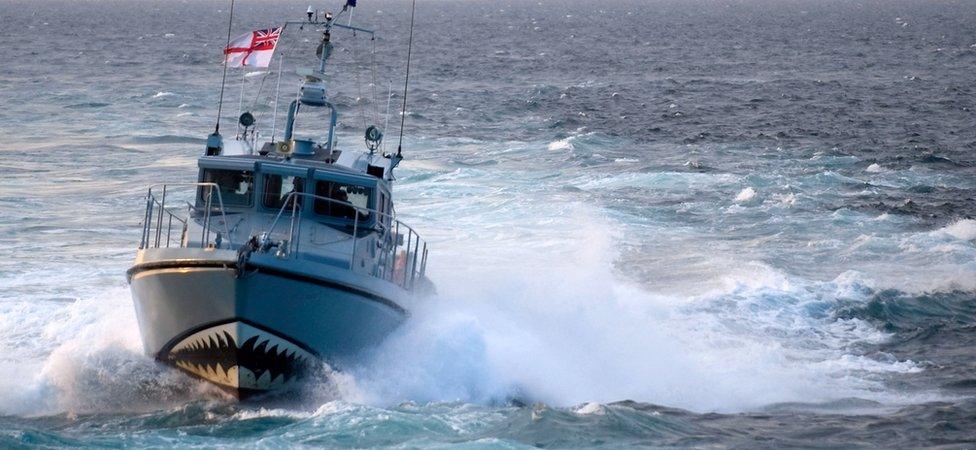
[310,171,378,226]
[256,163,311,214]
[261,172,306,211]
[197,166,256,209]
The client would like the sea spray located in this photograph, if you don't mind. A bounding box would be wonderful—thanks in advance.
[342,210,922,412]
[0,288,221,416]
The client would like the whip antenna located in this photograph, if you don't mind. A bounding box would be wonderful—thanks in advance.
[396,0,417,157]
[214,0,237,135]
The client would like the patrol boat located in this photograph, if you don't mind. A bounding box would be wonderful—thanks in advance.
[127,2,430,398]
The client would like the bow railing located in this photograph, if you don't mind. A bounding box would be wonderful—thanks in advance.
[138,184,428,290]
[139,183,232,250]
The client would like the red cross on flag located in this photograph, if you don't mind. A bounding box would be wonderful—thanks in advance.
[223,27,282,68]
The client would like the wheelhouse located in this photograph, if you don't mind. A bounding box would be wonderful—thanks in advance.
[195,156,392,230]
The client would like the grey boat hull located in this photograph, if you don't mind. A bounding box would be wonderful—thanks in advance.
[127,248,407,398]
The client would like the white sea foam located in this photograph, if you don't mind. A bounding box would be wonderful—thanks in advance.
[347,252,922,412]
[772,192,796,206]
[832,219,976,293]
[577,171,740,191]
[152,91,175,98]
[866,163,885,173]
[338,199,922,412]
[547,139,574,151]
[574,402,607,415]
[941,219,976,241]
[0,288,219,416]
[734,187,757,202]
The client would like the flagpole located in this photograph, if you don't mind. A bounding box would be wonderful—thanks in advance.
[237,68,246,131]
[270,53,285,143]
[214,0,236,135]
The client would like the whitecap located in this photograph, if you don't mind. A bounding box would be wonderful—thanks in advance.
[941,219,976,241]
[152,91,175,99]
[865,163,885,173]
[772,192,796,206]
[547,139,574,151]
[574,402,607,415]
[734,187,757,203]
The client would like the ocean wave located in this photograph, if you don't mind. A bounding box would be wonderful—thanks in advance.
[0,288,222,416]
[337,208,925,412]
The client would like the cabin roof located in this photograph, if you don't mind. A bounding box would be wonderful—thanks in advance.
[198,154,390,188]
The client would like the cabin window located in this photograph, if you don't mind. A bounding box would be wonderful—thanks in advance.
[201,169,253,207]
[263,174,304,210]
[313,181,372,221]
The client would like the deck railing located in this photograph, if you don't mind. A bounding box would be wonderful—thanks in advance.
[139,183,231,250]
[138,184,428,290]
[264,191,428,290]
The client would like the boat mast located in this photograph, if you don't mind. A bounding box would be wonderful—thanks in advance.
[395,0,417,160]
[274,4,375,155]
[207,0,238,155]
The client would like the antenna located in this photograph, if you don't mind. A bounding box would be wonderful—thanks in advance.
[396,0,417,158]
[214,0,237,135]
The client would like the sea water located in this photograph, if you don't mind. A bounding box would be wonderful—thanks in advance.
[1,0,975,447]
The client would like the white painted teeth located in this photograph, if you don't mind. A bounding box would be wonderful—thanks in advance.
[166,321,315,391]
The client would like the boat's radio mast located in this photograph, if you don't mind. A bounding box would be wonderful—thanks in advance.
[208,0,237,155]
[396,0,417,159]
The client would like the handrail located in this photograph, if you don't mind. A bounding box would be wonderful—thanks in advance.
[139,183,233,250]
[137,184,428,290]
[265,191,414,243]
[262,190,427,288]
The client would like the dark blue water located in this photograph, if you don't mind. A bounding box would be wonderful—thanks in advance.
[1,0,975,447]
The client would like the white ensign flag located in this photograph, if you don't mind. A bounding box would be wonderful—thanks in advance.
[223,27,281,68]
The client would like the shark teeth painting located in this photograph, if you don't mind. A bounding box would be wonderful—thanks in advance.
[162,321,315,396]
